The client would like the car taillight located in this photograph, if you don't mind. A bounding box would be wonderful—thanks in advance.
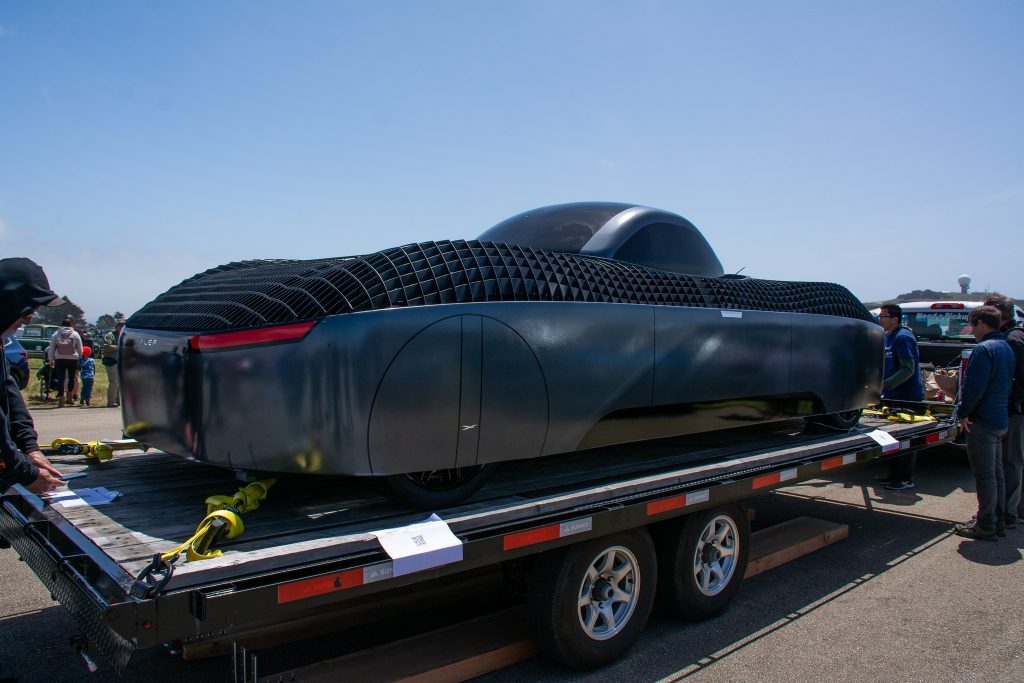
[188,321,315,352]
[931,303,965,309]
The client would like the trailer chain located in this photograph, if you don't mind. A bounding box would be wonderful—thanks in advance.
[129,553,175,599]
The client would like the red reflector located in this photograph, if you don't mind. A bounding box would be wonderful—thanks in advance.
[504,524,560,551]
[820,456,845,471]
[925,433,940,443]
[647,495,687,516]
[930,303,964,309]
[753,472,782,489]
[277,567,363,604]
[190,321,315,351]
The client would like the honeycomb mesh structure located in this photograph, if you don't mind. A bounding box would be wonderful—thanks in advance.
[127,241,873,332]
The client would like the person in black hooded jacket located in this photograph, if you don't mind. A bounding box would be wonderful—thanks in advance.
[1,257,65,493]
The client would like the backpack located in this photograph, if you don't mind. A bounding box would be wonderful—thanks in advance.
[53,332,77,356]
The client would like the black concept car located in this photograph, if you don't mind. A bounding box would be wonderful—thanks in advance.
[122,203,883,506]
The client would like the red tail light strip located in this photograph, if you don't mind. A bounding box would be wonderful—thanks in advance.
[277,561,393,604]
[503,517,593,551]
[190,321,315,351]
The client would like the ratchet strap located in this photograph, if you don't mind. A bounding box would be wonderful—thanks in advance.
[160,479,276,563]
[865,406,936,423]
[44,438,141,461]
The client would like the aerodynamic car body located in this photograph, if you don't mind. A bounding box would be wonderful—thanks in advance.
[122,203,882,505]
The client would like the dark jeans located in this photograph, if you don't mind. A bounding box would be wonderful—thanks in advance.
[966,423,1008,530]
[887,451,917,482]
[1003,413,1024,523]
[52,358,78,397]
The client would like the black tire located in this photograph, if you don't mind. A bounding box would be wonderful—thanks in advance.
[654,503,750,621]
[9,366,27,391]
[808,408,863,432]
[381,463,496,508]
[529,528,657,670]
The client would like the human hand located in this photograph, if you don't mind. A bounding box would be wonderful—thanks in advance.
[959,417,972,433]
[26,469,64,494]
[26,450,62,478]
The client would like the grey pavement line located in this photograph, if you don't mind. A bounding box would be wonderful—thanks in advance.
[654,530,955,682]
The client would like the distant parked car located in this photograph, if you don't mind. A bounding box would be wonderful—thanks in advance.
[4,336,30,390]
[899,300,1024,368]
[16,323,59,359]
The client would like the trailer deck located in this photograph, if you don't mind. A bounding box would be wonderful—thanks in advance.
[0,412,956,674]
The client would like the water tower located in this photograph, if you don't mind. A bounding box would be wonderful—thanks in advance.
[958,274,971,294]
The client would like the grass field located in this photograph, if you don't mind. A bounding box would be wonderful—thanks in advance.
[22,357,113,410]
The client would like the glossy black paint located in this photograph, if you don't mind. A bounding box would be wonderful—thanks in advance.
[122,302,881,476]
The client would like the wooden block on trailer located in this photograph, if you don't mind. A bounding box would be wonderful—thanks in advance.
[263,606,534,683]
[744,516,848,578]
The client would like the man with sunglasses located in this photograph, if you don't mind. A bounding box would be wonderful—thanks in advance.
[877,304,924,490]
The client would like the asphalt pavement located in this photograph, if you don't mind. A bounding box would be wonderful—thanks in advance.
[2,408,1022,682]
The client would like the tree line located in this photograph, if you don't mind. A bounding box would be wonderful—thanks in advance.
[31,297,125,329]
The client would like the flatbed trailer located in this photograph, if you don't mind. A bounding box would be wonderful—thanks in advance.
[0,407,957,676]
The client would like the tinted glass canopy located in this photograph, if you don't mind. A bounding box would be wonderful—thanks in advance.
[478,202,724,277]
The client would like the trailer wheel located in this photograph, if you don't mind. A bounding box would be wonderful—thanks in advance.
[381,463,496,508]
[655,503,749,620]
[529,529,656,669]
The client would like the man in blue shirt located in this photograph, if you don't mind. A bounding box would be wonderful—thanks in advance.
[955,305,1016,540]
[982,294,1024,530]
[877,304,924,490]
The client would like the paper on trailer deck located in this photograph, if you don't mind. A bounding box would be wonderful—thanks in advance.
[372,513,464,577]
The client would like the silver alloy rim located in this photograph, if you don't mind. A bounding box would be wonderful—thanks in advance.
[577,545,641,641]
[692,514,739,596]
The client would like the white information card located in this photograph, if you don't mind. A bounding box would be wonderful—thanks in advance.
[866,429,900,452]
[373,513,464,577]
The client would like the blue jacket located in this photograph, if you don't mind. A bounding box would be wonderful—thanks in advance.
[958,331,1015,431]
[882,326,924,401]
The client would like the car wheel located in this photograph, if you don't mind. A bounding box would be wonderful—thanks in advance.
[809,408,863,432]
[381,463,496,508]
[654,503,750,621]
[529,528,657,670]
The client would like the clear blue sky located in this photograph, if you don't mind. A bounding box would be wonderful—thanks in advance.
[2,1,1021,320]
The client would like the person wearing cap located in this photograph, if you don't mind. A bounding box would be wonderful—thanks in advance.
[79,346,96,408]
[0,257,65,494]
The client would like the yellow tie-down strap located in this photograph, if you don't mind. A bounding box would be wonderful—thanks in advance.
[161,479,275,563]
[865,406,936,423]
[46,438,141,461]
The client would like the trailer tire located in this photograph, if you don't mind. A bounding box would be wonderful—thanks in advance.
[529,528,657,670]
[655,503,749,621]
